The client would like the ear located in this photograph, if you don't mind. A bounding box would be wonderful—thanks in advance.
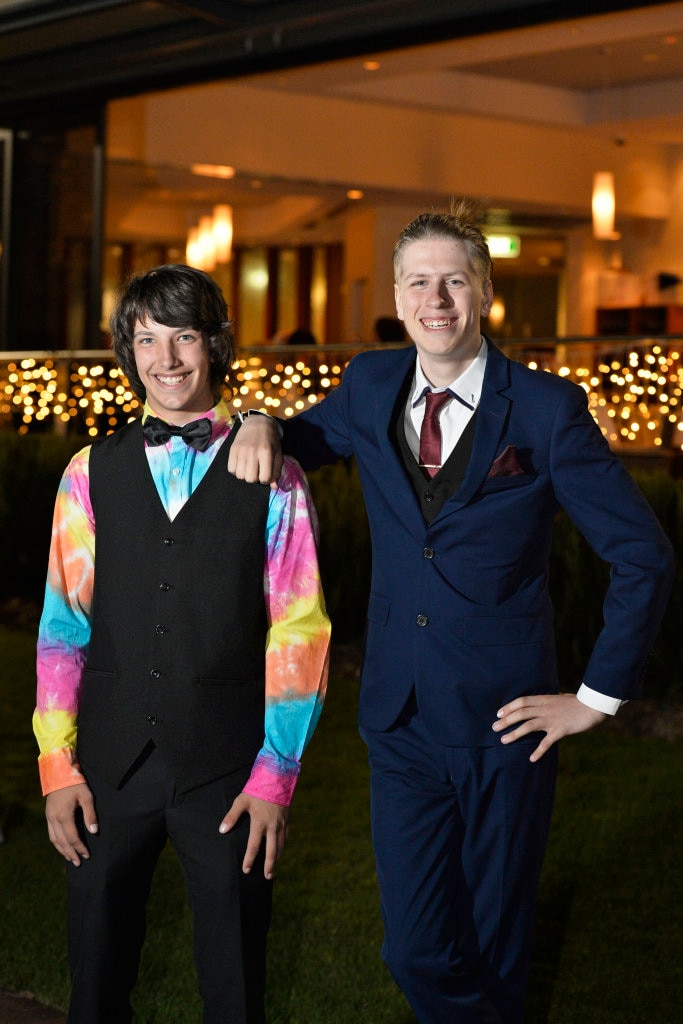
[480,280,494,318]
[394,282,404,321]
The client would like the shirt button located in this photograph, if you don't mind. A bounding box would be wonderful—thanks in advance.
[147,715,159,727]
[172,468,180,477]
[163,537,174,546]
[423,547,435,559]
[416,614,428,626]
[155,624,167,635]
[150,669,161,679]
[424,492,434,502]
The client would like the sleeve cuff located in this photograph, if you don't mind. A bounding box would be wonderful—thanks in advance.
[238,408,283,437]
[38,748,87,796]
[577,683,625,716]
[242,754,299,806]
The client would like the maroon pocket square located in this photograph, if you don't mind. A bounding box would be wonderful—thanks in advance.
[487,444,526,478]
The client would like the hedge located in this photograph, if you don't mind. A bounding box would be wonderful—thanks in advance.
[1,432,680,700]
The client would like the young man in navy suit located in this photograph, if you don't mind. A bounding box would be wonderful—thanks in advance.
[228,203,674,1023]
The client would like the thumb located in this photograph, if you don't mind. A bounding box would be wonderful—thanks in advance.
[81,792,99,834]
[219,793,248,834]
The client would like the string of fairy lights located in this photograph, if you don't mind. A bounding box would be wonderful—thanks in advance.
[0,343,681,450]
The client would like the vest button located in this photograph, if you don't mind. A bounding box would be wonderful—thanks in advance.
[424,491,434,502]
[155,624,167,634]
[150,668,161,678]
[416,614,428,626]
[423,547,435,559]
[147,715,159,726]
[163,537,174,546]
[159,582,171,591]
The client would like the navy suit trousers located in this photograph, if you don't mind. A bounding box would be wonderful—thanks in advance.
[361,700,557,1024]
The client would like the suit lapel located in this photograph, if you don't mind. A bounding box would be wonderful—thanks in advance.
[437,340,512,513]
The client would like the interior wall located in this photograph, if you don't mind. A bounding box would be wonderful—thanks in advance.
[109,82,675,220]
[106,81,683,339]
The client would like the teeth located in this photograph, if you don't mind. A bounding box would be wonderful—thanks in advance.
[423,319,453,328]
[155,373,189,385]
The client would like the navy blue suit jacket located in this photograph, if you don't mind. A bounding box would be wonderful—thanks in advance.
[284,340,674,746]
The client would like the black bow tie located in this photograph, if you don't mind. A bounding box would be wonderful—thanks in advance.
[142,415,213,452]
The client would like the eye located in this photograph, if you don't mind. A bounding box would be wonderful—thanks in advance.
[177,332,199,343]
[135,335,155,346]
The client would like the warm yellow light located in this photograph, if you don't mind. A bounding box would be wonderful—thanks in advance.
[212,204,233,263]
[198,215,217,271]
[592,172,620,240]
[191,163,235,179]
[488,298,506,330]
[186,226,202,268]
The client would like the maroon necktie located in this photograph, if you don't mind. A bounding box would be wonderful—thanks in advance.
[419,390,452,479]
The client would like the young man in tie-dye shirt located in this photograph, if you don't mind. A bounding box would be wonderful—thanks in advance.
[34,265,330,1024]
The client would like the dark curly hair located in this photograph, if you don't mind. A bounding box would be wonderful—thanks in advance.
[109,264,235,402]
[393,198,492,289]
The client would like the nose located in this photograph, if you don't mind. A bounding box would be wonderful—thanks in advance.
[157,339,182,367]
[425,281,450,306]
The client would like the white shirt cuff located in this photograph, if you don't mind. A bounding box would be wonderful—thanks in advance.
[577,683,625,716]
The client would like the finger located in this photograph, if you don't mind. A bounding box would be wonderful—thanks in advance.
[263,452,284,488]
[496,695,548,718]
[262,820,289,879]
[48,822,89,865]
[80,796,99,835]
[219,793,249,836]
[529,732,556,763]
[493,708,541,732]
[242,823,266,876]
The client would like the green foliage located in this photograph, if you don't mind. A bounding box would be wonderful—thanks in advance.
[307,461,372,642]
[0,432,86,603]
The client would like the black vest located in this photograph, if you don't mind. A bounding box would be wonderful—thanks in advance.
[392,375,478,523]
[79,420,270,792]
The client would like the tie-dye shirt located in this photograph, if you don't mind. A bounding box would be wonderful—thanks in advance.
[34,399,331,805]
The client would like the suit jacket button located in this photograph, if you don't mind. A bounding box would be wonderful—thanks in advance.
[147,715,159,726]
[155,624,167,634]
[163,537,174,546]
[423,547,435,559]
[416,614,428,626]
[424,491,434,502]
[159,582,172,591]
[150,668,161,678]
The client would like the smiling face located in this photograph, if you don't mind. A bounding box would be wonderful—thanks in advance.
[394,237,493,386]
[133,318,214,424]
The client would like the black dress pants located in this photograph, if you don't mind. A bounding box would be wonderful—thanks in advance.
[66,748,272,1024]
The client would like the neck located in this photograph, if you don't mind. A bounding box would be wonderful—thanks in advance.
[146,403,215,426]
[419,339,482,389]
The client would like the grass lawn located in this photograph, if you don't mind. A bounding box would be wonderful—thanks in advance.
[1,624,680,1023]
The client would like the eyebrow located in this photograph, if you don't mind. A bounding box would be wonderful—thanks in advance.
[402,269,469,280]
[132,325,195,337]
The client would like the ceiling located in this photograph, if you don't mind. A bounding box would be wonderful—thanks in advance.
[271,2,683,146]
[1,0,679,135]
[2,1,682,256]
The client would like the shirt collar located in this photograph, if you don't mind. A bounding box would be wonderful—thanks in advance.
[411,337,488,410]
